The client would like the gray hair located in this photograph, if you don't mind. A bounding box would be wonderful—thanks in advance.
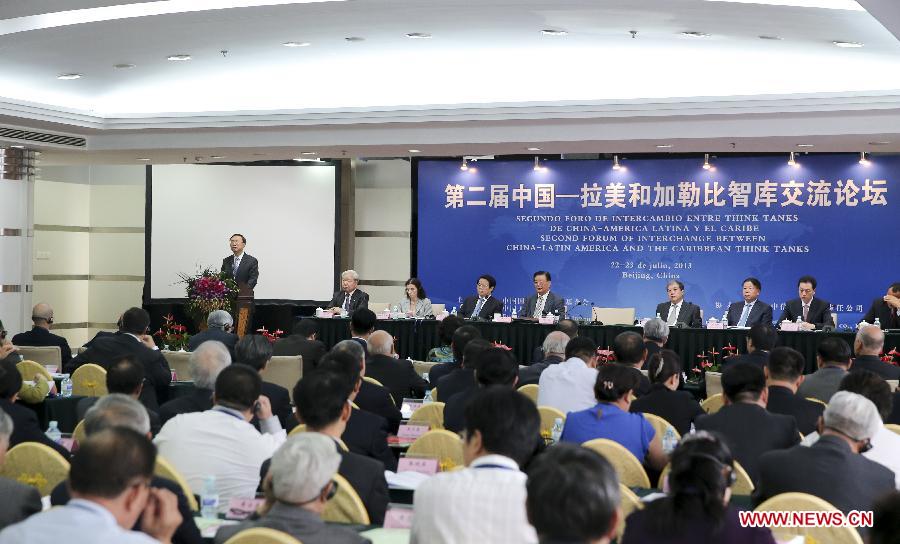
[367,330,394,356]
[207,310,233,330]
[856,325,885,352]
[341,270,359,281]
[190,340,232,390]
[332,339,365,363]
[643,318,670,342]
[0,411,13,442]
[271,434,342,503]
[542,331,570,357]
[84,393,150,436]
[824,391,882,441]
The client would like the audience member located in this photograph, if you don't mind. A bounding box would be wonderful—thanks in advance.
[871,491,900,544]
[154,364,286,504]
[273,318,327,376]
[235,335,294,431]
[519,331,569,386]
[434,337,491,401]
[186,310,237,359]
[292,367,389,524]
[642,318,669,369]
[754,391,895,515]
[695,363,799,484]
[797,337,851,403]
[0,428,182,544]
[0,321,19,365]
[426,315,463,363]
[851,325,900,380]
[526,443,619,544]
[158,340,230,425]
[0,359,70,458]
[51,394,202,544]
[349,308,377,354]
[76,357,162,434]
[444,347,519,433]
[330,340,400,432]
[428,324,481,386]
[216,434,368,544]
[365,330,427,406]
[764,346,824,436]
[538,336,599,413]
[612,331,652,396]
[11,302,72,363]
[561,364,668,471]
[529,319,578,362]
[411,387,541,543]
[0,410,40,530]
[630,350,704,436]
[721,323,777,370]
[67,307,172,410]
[622,432,776,544]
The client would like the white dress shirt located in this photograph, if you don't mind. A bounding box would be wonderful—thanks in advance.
[0,499,157,544]
[537,357,599,415]
[154,406,286,505]
[411,454,537,544]
[666,302,681,325]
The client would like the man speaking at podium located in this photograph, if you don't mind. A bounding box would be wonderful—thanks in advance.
[222,233,259,290]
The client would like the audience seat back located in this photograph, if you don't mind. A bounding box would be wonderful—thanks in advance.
[71,363,108,397]
[617,484,643,541]
[517,384,539,404]
[0,442,69,496]
[408,402,445,430]
[162,350,192,382]
[155,455,200,511]
[322,472,370,525]
[705,371,722,398]
[642,413,681,440]
[72,420,87,448]
[581,438,651,488]
[657,459,754,495]
[261,355,303,401]
[221,527,302,544]
[16,360,54,382]
[700,393,724,414]
[536,405,566,441]
[15,346,61,368]
[754,492,863,544]
[407,429,465,471]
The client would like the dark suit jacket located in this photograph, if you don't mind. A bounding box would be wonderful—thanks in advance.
[0,399,71,459]
[66,332,172,410]
[630,383,704,436]
[329,290,369,313]
[355,380,401,433]
[626,366,652,397]
[863,298,900,328]
[365,354,428,407]
[753,435,895,514]
[11,327,72,364]
[765,385,824,436]
[888,391,900,425]
[777,298,833,329]
[0,476,41,530]
[435,368,476,402]
[851,355,900,380]
[158,387,214,426]
[518,355,564,386]
[51,475,203,544]
[521,291,566,318]
[695,402,799,484]
[460,295,503,320]
[654,301,703,328]
[721,350,770,370]
[641,341,661,370]
[343,407,396,471]
[273,335,326,377]
[255,381,295,432]
[221,253,259,289]
[76,396,162,435]
[186,328,238,359]
[727,300,773,327]
[427,361,458,386]
[82,330,116,348]
[443,388,476,433]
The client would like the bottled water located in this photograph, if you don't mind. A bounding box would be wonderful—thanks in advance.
[45,421,62,444]
[550,418,563,444]
[200,475,220,518]
[662,427,678,454]
[61,376,73,398]
[874,318,882,329]
[656,312,661,319]
[795,315,802,325]
[450,306,457,316]
[423,389,434,404]
[511,307,518,319]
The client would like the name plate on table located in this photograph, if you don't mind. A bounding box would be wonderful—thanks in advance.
[397,456,439,475]
[316,310,334,318]
[780,321,800,331]
[225,498,266,520]
[493,316,512,323]
[400,399,424,419]
[397,424,429,440]
[707,322,725,330]
[384,505,415,529]
[538,316,556,325]
[377,311,391,320]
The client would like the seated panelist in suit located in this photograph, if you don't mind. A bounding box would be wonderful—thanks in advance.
[328,270,369,314]
[777,275,832,330]
[862,282,900,329]
[655,279,703,328]
[460,274,504,320]
[221,233,259,290]
[521,270,566,319]
[726,277,773,327]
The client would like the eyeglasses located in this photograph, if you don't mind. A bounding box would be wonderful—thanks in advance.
[0,330,6,341]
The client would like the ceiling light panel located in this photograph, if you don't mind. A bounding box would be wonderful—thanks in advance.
[703,0,863,9]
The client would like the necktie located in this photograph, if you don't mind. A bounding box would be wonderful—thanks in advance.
[232,257,240,278]
[802,304,809,322]
[534,295,546,317]
[737,303,752,327]
[472,298,485,318]
[343,294,350,311]
[667,303,679,325]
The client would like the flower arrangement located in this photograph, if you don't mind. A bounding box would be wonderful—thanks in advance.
[881,348,900,366]
[596,347,616,364]
[154,314,190,351]
[179,268,238,324]
[492,342,513,351]
[256,327,284,343]
[689,343,738,381]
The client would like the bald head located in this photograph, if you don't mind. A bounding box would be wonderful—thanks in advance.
[367,330,395,356]
[32,303,53,327]
[855,325,885,356]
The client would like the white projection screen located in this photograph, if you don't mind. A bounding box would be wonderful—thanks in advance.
[149,164,337,301]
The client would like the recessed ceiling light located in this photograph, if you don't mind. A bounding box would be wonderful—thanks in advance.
[408,149,421,153]
[833,41,863,48]
[282,41,311,47]
[526,147,542,151]
[113,63,135,69]
[300,151,317,155]
[541,29,568,36]
[57,73,82,80]
[136,158,151,161]
[796,144,815,148]
[655,144,674,149]
[405,33,431,39]
[345,37,365,42]
[869,141,891,145]
[210,155,225,159]
[758,35,782,41]
[252,152,267,156]
[681,31,710,38]
[167,54,192,61]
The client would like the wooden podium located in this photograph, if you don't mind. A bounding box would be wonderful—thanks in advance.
[235,285,255,338]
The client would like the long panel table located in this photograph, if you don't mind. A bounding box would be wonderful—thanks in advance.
[314,318,899,375]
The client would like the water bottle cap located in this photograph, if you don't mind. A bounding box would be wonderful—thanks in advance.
[49,420,58,427]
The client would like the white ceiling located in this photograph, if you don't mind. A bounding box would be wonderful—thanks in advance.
[1,0,900,163]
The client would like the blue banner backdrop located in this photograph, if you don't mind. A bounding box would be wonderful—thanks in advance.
[416,154,897,326]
